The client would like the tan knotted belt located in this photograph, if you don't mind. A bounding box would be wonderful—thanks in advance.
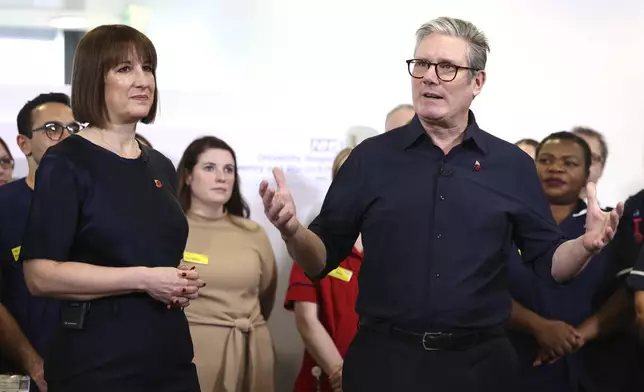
[218,317,266,392]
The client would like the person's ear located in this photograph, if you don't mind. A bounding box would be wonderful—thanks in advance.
[16,134,32,157]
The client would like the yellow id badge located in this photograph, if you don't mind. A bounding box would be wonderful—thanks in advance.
[11,246,21,262]
[328,266,353,282]
[183,252,209,265]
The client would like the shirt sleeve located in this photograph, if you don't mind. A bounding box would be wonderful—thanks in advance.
[19,153,82,263]
[510,153,566,282]
[256,227,277,296]
[308,146,367,281]
[284,261,318,311]
[609,195,642,282]
[0,231,12,267]
[627,246,644,291]
[161,153,178,194]
[0,243,9,303]
[0,227,12,302]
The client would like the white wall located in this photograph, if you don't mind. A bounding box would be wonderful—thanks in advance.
[1,0,644,390]
[0,30,65,86]
[136,0,644,204]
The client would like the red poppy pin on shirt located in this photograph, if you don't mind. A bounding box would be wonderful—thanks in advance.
[154,179,163,188]
[473,160,481,172]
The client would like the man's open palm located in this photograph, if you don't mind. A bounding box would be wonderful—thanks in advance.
[583,182,624,252]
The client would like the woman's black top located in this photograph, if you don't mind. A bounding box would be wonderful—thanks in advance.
[20,135,199,392]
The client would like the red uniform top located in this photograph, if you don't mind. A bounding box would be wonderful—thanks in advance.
[284,248,363,392]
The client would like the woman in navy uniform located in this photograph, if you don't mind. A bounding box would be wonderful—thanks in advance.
[18,25,204,392]
[610,185,644,339]
[619,195,644,340]
[633,251,644,337]
[507,131,644,392]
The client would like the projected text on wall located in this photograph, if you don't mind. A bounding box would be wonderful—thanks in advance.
[237,137,344,181]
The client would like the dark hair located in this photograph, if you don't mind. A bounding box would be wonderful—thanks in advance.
[16,93,71,138]
[177,136,250,219]
[536,131,592,178]
[0,136,13,160]
[135,133,152,148]
[71,25,158,129]
[571,126,608,163]
[515,138,539,148]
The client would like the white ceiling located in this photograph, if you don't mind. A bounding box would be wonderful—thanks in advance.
[0,0,128,30]
[0,0,79,9]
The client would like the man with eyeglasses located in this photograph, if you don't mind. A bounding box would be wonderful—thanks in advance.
[259,16,623,392]
[384,104,415,132]
[0,92,79,392]
[571,127,608,204]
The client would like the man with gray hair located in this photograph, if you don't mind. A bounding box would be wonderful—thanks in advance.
[384,103,415,131]
[260,17,622,392]
[572,126,608,202]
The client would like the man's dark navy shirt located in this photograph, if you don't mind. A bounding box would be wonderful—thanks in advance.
[0,179,60,374]
[309,111,566,330]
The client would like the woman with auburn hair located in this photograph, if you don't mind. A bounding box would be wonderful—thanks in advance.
[284,147,363,392]
[177,136,277,392]
[18,25,203,391]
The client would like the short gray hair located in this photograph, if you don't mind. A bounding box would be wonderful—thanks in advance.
[415,17,490,76]
[386,104,414,119]
[571,126,609,163]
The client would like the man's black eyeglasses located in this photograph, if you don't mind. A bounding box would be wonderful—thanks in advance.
[32,122,84,141]
[406,59,479,82]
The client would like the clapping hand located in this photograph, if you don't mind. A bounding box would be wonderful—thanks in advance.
[259,168,300,238]
[582,182,624,253]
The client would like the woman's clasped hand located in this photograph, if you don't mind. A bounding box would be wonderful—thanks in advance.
[143,265,205,308]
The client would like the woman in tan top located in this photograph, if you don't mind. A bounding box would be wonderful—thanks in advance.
[177,136,278,392]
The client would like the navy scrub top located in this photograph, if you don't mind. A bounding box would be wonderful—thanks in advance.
[507,200,615,392]
[0,178,60,391]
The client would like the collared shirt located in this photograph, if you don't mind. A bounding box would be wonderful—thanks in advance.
[508,200,615,391]
[308,111,566,330]
[284,247,362,392]
[600,190,644,391]
[631,247,644,290]
[0,178,60,375]
[613,189,644,290]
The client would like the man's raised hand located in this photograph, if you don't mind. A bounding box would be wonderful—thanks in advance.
[259,167,300,238]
